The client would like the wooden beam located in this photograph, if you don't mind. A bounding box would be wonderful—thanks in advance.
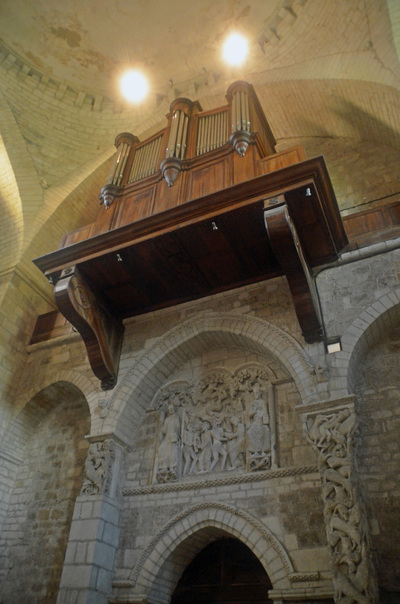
[264,201,323,343]
[54,266,124,390]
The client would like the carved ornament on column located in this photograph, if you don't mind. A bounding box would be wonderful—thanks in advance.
[306,406,378,604]
[81,435,129,498]
[81,439,115,496]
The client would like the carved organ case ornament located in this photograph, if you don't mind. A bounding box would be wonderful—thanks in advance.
[33,81,347,389]
[150,367,278,484]
[99,132,139,209]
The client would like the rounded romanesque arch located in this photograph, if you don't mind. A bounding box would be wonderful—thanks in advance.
[332,288,400,395]
[14,369,99,425]
[2,378,94,463]
[118,502,293,603]
[107,312,319,445]
[0,380,91,603]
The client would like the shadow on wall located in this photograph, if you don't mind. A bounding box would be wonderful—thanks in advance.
[354,326,400,597]
[0,381,90,604]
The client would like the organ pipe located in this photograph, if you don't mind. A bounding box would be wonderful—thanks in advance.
[195,110,228,156]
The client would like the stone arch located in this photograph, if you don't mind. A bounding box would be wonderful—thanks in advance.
[335,288,400,394]
[2,377,93,460]
[14,368,98,423]
[108,312,317,444]
[128,502,292,603]
[0,380,91,602]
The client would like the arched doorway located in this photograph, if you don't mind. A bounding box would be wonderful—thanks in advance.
[170,538,273,603]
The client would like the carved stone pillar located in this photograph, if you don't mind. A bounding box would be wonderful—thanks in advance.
[304,402,378,604]
[57,435,128,604]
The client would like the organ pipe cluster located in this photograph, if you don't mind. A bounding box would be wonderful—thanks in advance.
[231,90,251,134]
[196,110,228,156]
[99,81,275,200]
[165,109,190,160]
[106,133,138,186]
[129,135,163,184]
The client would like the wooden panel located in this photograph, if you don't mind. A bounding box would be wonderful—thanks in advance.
[92,201,118,236]
[283,186,336,265]
[61,224,94,247]
[258,145,307,176]
[153,175,183,214]
[187,158,228,200]
[387,202,400,225]
[345,211,385,236]
[113,187,155,227]
[29,310,73,344]
[232,144,257,185]
[343,202,400,241]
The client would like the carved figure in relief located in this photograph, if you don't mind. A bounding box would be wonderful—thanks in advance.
[81,441,108,495]
[198,420,213,473]
[209,421,228,472]
[247,384,271,471]
[157,403,181,482]
[225,416,246,469]
[152,370,277,481]
[307,409,378,604]
[182,421,200,475]
[309,408,354,450]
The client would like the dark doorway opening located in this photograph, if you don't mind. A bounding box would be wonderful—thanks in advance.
[170,537,273,603]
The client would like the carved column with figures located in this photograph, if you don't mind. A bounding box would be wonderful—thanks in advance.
[303,401,378,604]
[57,435,129,604]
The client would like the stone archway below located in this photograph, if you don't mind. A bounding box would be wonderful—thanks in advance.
[170,537,273,604]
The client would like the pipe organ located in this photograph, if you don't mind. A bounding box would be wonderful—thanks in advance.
[196,110,228,156]
[128,134,163,184]
[34,81,347,390]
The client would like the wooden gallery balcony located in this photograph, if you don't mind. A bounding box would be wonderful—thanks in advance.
[33,81,347,390]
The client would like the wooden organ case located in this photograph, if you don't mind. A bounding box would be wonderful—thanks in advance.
[33,81,348,390]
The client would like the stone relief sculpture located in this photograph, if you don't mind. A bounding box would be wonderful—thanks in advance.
[156,402,182,483]
[81,440,114,495]
[152,366,278,483]
[306,408,378,604]
[247,383,271,471]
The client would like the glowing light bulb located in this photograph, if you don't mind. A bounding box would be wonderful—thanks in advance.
[119,70,148,103]
[223,33,248,66]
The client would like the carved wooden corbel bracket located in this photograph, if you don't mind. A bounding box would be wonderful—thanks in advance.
[264,201,323,343]
[98,183,122,209]
[229,130,252,157]
[54,266,124,390]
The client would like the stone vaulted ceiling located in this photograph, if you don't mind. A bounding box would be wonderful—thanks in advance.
[0,0,399,299]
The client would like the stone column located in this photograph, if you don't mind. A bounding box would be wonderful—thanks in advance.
[57,435,128,604]
[304,401,378,604]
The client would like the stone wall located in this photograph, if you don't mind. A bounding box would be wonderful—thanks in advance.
[0,244,400,601]
[0,383,90,603]
[354,332,400,595]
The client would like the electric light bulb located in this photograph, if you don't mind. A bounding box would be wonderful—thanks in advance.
[119,70,148,103]
[223,33,248,66]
